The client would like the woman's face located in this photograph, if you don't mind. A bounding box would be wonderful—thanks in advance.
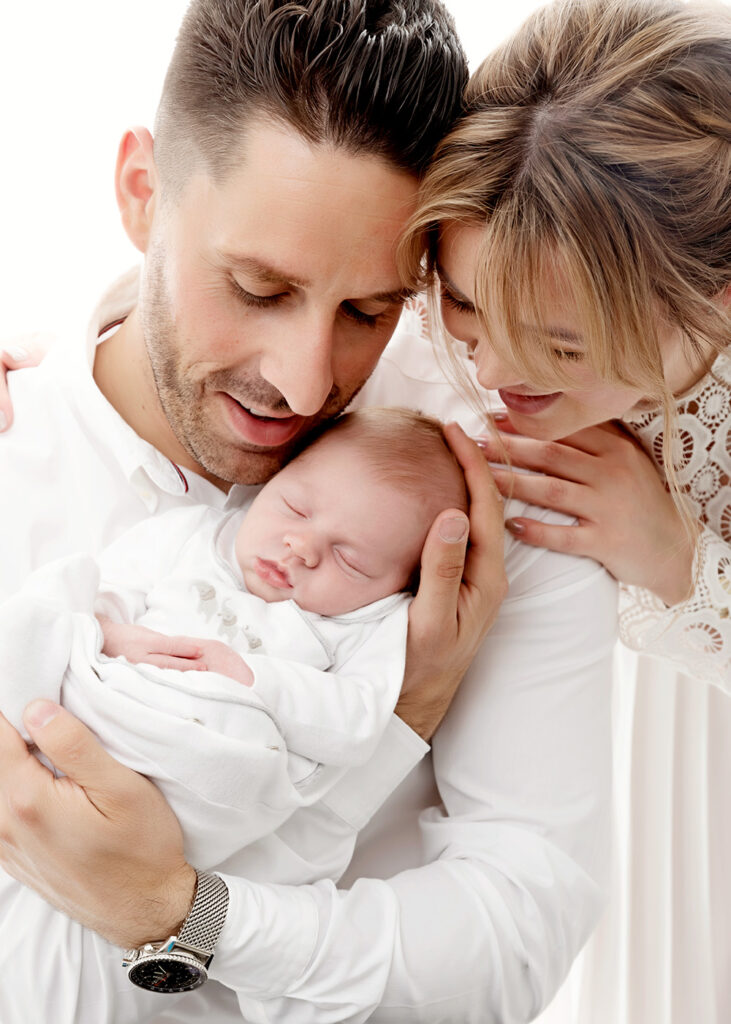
[437,223,707,440]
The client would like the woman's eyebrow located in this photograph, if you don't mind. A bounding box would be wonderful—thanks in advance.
[435,262,475,305]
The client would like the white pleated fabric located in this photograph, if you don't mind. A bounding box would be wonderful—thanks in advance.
[536,349,731,1024]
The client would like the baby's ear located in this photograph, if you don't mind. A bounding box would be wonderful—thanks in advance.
[115,127,159,254]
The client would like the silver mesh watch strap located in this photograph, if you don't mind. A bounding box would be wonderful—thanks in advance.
[177,870,229,956]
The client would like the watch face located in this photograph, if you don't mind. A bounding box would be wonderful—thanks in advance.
[128,955,206,993]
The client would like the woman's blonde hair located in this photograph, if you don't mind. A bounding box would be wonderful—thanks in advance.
[399,0,730,501]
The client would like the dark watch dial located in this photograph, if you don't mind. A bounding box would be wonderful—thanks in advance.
[128,955,206,993]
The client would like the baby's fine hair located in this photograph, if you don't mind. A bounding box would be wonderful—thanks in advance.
[301,407,469,523]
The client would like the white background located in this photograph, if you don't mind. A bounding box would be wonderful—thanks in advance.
[0,1,543,339]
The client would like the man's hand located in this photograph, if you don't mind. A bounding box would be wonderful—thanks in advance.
[99,616,254,685]
[397,422,507,742]
[0,344,44,432]
[479,418,696,606]
[0,701,196,948]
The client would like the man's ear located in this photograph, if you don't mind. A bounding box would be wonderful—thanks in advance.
[115,127,159,254]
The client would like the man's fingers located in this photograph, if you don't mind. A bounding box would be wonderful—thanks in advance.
[0,710,36,769]
[21,701,132,809]
[0,346,38,432]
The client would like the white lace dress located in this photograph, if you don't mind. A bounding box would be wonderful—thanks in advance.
[536,348,731,1024]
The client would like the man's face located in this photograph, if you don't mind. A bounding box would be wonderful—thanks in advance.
[235,434,428,616]
[140,122,418,486]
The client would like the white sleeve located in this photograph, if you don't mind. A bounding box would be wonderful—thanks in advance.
[93,505,215,623]
[205,542,617,1023]
[620,523,731,689]
[248,602,410,767]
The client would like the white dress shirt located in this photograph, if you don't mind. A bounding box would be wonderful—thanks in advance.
[1,271,617,1023]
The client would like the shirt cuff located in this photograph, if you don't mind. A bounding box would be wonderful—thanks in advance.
[316,713,429,832]
[208,875,319,997]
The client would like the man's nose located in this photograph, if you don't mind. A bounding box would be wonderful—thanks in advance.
[259,313,336,417]
[283,530,319,568]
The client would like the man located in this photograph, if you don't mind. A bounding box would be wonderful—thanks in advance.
[0,2,616,1021]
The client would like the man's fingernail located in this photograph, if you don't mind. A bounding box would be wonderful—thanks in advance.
[24,700,60,729]
[506,518,525,535]
[5,346,29,362]
[439,515,469,542]
[0,410,7,432]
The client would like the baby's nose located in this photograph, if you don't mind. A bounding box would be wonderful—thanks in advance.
[283,532,319,568]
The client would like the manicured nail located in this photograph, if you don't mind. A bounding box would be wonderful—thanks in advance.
[439,515,469,542]
[5,346,29,362]
[492,411,508,422]
[474,436,491,449]
[24,699,60,729]
[506,518,526,535]
[0,410,7,432]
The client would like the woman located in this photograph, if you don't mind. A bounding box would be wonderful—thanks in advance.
[400,0,730,1020]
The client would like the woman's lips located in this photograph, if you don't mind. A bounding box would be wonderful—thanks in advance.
[498,389,562,415]
[253,558,292,590]
[221,393,306,447]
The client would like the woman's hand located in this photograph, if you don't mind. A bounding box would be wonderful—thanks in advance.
[99,616,254,685]
[0,702,196,948]
[479,418,696,607]
[0,344,44,431]
[397,422,508,742]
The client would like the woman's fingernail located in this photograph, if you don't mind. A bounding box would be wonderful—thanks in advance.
[492,411,508,422]
[474,436,491,449]
[24,700,60,729]
[5,346,29,362]
[0,410,7,432]
[439,515,469,542]
[506,518,526,535]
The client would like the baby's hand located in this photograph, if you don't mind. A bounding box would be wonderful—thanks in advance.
[97,616,253,685]
[184,638,255,687]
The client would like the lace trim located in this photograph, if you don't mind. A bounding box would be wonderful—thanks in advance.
[619,349,731,685]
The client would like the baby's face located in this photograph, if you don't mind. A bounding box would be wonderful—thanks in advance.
[235,437,428,615]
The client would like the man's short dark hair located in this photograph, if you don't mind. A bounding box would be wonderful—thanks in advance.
[154,0,467,189]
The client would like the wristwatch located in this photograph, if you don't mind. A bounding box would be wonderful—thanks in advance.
[122,870,229,993]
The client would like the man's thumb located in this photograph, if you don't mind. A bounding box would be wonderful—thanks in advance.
[23,700,118,793]
[416,510,469,606]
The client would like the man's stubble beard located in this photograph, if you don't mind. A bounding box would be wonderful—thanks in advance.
[140,250,369,487]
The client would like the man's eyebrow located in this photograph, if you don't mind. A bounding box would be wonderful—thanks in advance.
[220,252,309,288]
[367,287,417,305]
[220,251,414,305]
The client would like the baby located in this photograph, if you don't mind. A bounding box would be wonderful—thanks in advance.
[0,407,468,1024]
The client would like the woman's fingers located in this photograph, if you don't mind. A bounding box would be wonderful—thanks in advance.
[477,431,600,484]
[505,516,594,558]
[490,465,596,519]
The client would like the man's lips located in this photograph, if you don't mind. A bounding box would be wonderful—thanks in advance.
[220,393,306,448]
[253,557,293,591]
[498,389,562,415]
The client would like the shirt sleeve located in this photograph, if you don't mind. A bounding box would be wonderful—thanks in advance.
[206,541,617,1023]
[248,601,410,767]
[619,523,731,690]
